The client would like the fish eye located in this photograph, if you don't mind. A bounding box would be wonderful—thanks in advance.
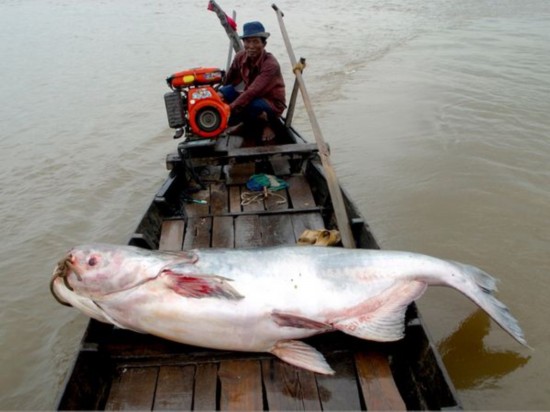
[87,256,99,267]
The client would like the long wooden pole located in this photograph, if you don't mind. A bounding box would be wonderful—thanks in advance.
[272,4,355,248]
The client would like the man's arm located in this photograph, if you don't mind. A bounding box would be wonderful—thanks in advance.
[230,58,280,112]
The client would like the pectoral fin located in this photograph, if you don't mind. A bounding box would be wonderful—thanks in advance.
[271,340,335,375]
[161,270,244,300]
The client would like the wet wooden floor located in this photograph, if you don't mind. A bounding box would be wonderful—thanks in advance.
[57,137,460,411]
[104,349,406,410]
[114,160,407,411]
[160,173,325,251]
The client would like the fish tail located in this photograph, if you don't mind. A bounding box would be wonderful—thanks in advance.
[447,260,528,347]
[456,261,498,294]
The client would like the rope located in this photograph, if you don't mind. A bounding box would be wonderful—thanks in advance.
[240,187,287,206]
[293,61,306,73]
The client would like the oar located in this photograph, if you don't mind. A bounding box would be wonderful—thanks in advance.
[272,4,355,248]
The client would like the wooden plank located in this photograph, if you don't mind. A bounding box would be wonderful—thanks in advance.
[214,134,230,151]
[228,185,242,214]
[262,359,302,410]
[105,367,158,410]
[241,187,266,213]
[262,359,321,410]
[270,157,291,176]
[234,215,262,247]
[155,172,177,201]
[226,135,244,150]
[183,217,212,248]
[212,216,234,248]
[227,142,318,157]
[201,165,224,182]
[315,354,362,411]
[210,182,229,215]
[291,212,326,241]
[355,351,406,411]
[184,188,210,217]
[159,220,185,251]
[287,175,316,209]
[225,163,255,185]
[242,198,265,212]
[193,363,218,411]
[297,368,324,410]
[219,360,263,411]
[260,214,296,245]
[264,188,289,211]
[153,365,195,411]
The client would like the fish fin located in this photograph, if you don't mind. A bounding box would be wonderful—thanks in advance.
[448,261,529,347]
[334,281,427,342]
[162,270,244,300]
[271,311,334,332]
[271,340,335,375]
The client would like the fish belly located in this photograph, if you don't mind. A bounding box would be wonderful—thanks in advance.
[97,285,328,352]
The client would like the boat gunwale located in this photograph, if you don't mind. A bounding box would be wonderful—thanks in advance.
[54,131,461,410]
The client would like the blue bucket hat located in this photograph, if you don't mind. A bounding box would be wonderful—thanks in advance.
[241,21,270,39]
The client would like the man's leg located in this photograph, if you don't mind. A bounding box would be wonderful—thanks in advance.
[218,85,243,127]
[243,98,277,142]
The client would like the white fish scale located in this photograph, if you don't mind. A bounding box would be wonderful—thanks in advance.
[99,281,313,351]
[51,243,527,371]
[194,251,384,317]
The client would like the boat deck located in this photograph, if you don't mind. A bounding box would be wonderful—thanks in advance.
[162,174,324,250]
[136,143,404,410]
[57,136,459,410]
[103,171,406,410]
[100,333,406,410]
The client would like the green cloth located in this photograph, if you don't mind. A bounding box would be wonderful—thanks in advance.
[246,174,288,191]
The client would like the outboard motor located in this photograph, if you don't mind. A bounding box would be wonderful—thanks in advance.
[164,67,230,140]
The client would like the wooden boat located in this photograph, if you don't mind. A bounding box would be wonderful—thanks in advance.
[54,119,461,410]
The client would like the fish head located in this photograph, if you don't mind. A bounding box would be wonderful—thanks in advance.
[50,244,161,303]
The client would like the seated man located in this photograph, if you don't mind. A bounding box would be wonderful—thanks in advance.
[219,21,286,142]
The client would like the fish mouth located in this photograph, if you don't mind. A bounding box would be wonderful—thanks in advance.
[49,254,83,307]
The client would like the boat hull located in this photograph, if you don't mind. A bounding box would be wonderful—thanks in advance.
[55,129,460,410]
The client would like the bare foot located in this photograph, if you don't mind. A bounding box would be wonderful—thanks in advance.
[258,111,269,122]
[261,125,276,142]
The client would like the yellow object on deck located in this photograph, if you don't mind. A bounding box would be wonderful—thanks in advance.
[297,229,341,246]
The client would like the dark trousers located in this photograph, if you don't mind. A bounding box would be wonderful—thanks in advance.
[219,85,276,127]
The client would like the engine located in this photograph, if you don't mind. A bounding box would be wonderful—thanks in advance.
[164,67,230,139]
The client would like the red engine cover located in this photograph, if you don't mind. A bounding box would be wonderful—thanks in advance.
[169,67,224,88]
[187,86,230,138]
